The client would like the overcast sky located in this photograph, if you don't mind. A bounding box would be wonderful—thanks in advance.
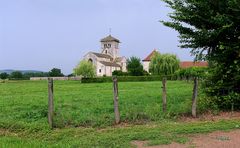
[0,0,194,74]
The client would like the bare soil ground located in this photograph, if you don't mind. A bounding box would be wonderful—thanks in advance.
[132,130,240,148]
[132,112,240,148]
[179,111,240,122]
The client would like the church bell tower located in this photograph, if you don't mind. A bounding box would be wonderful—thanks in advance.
[100,35,120,59]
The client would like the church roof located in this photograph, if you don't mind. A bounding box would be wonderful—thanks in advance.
[142,49,159,61]
[114,57,125,62]
[99,61,121,67]
[100,35,120,43]
[91,52,113,59]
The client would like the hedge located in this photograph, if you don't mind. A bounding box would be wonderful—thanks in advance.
[81,75,177,83]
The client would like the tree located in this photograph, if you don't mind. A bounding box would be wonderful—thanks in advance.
[49,68,64,77]
[161,0,240,109]
[150,53,180,112]
[127,56,144,76]
[10,71,23,79]
[23,72,49,79]
[150,53,180,76]
[0,72,9,80]
[112,70,128,76]
[74,60,96,78]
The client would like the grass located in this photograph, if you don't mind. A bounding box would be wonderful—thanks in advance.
[1,119,240,147]
[1,80,239,147]
[0,80,193,129]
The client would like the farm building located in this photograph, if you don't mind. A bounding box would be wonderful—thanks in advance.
[83,35,127,77]
[143,49,208,72]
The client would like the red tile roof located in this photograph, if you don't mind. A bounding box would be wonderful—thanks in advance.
[180,61,208,68]
[142,49,159,61]
[143,50,208,68]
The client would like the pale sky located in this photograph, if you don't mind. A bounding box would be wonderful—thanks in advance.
[0,0,193,74]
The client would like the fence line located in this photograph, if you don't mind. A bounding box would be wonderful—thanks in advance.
[46,76,200,127]
[192,77,198,118]
[113,76,120,124]
[48,78,54,129]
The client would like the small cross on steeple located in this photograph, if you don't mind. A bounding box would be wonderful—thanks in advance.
[109,28,112,35]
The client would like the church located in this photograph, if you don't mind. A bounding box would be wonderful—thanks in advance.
[83,35,127,77]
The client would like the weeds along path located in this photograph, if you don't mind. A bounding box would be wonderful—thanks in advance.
[1,119,240,147]
[132,130,240,148]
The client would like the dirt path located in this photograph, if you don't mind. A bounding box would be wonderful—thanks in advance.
[132,130,240,148]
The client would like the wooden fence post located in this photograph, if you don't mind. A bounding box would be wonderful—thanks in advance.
[192,77,198,118]
[48,78,54,129]
[162,77,167,112]
[112,76,120,124]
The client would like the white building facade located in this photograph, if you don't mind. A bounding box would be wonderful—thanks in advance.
[84,35,127,77]
[142,50,159,73]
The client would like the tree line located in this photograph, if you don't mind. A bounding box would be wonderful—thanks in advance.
[74,54,182,78]
[0,68,64,80]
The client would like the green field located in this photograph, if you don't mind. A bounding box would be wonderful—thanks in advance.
[0,80,193,129]
[1,80,239,147]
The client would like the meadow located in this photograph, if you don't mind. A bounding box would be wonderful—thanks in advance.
[1,80,239,147]
[0,80,194,129]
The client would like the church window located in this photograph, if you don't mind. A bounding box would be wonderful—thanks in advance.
[88,58,93,63]
[105,50,107,54]
[99,69,101,73]
[108,44,111,48]
[104,44,107,48]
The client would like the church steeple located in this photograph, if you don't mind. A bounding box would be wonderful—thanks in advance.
[100,35,120,59]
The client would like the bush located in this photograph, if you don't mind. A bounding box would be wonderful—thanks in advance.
[22,72,49,79]
[175,67,208,80]
[10,71,23,79]
[81,75,177,83]
[0,72,9,80]
[112,70,128,76]
[74,60,96,78]
[143,70,150,76]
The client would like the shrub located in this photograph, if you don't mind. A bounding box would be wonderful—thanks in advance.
[0,72,9,80]
[175,67,208,80]
[10,71,23,79]
[22,72,49,79]
[112,70,128,76]
[81,75,176,83]
[143,70,150,76]
[74,60,96,78]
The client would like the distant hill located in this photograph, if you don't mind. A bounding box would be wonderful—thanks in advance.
[0,69,45,74]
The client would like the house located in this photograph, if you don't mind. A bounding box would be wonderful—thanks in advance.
[142,49,208,72]
[83,35,127,77]
[142,49,159,72]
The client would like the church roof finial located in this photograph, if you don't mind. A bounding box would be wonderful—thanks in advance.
[109,28,112,35]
